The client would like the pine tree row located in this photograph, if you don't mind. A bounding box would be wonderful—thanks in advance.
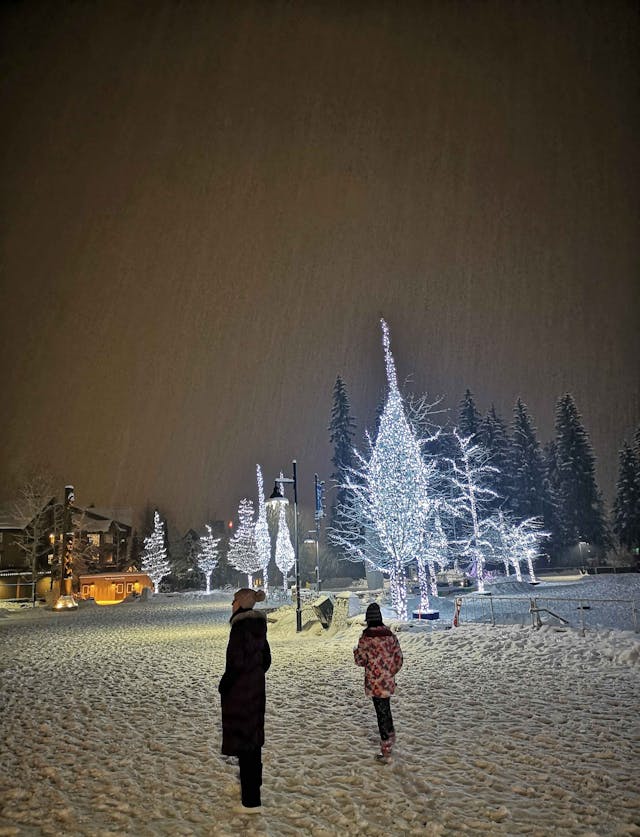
[329,378,639,564]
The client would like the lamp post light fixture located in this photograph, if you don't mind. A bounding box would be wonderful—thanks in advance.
[266,461,301,632]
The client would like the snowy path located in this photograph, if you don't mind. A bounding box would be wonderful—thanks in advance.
[0,592,639,836]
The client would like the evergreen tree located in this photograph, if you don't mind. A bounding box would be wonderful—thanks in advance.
[553,393,610,552]
[227,498,261,586]
[141,510,170,594]
[510,399,547,521]
[458,389,481,439]
[612,442,640,553]
[328,375,358,557]
[542,439,565,559]
[479,405,512,510]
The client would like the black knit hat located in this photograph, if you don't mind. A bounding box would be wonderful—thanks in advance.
[365,602,383,626]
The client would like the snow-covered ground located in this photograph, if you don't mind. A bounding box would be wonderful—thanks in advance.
[1,576,639,837]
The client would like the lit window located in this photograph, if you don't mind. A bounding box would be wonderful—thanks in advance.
[88,534,100,547]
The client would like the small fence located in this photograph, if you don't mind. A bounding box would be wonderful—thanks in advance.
[0,571,51,604]
[458,594,639,634]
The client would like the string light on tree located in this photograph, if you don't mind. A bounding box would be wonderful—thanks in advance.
[274,503,295,594]
[255,465,271,595]
[331,319,437,621]
[227,498,261,587]
[488,512,547,583]
[197,524,220,594]
[141,510,170,594]
[447,430,499,594]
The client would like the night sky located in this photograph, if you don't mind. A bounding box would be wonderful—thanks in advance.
[1,1,638,531]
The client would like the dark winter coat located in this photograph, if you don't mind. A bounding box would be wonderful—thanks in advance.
[354,625,403,697]
[218,607,271,756]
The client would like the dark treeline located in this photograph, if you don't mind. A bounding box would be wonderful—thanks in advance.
[328,377,640,568]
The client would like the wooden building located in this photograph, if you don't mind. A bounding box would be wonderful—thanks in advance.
[78,571,153,604]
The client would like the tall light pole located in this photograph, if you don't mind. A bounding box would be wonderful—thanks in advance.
[267,461,301,632]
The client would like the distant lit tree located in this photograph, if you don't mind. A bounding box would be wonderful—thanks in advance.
[419,506,450,601]
[141,510,170,594]
[227,498,260,587]
[255,465,271,593]
[274,503,295,592]
[197,525,220,594]
[488,511,547,582]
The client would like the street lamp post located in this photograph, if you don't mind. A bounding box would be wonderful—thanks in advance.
[267,461,301,632]
[313,473,325,592]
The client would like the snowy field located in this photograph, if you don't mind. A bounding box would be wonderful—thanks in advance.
[1,576,639,837]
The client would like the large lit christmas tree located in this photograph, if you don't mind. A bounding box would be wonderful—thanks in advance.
[196,524,220,594]
[141,510,170,594]
[227,498,261,587]
[331,319,436,620]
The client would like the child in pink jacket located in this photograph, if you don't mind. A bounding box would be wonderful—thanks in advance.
[354,602,403,762]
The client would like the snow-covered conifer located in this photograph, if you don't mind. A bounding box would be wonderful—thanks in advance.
[141,510,170,594]
[458,389,481,439]
[328,376,358,560]
[509,398,548,521]
[613,442,640,553]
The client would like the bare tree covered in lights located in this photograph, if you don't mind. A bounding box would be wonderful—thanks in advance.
[447,430,499,594]
[227,498,261,587]
[419,506,450,602]
[488,511,547,583]
[274,504,295,593]
[141,510,170,594]
[197,524,220,594]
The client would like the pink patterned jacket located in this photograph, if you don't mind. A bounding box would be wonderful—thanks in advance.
[354,625,404,697]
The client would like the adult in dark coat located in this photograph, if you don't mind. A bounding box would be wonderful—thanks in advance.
[218,588,271,811]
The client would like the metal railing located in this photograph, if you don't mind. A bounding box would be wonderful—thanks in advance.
[457,594,639,634]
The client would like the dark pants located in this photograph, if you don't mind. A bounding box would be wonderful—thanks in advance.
[372,697,396,754]
[238,748,262,808]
